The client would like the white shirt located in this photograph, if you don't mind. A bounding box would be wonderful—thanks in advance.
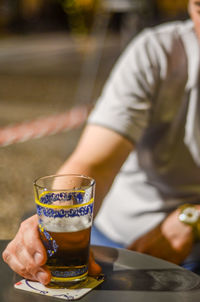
[88,20,200,246]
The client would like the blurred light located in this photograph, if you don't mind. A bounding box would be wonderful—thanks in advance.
[156,0,188,16]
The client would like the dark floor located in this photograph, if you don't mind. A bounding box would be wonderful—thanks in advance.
[0,29,125,239]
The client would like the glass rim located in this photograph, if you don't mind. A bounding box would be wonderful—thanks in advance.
[34,173,96,191]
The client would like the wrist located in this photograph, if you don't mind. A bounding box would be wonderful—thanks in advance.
[178,204,200,241]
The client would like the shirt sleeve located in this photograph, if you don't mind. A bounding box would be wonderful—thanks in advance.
[87,29,160,143]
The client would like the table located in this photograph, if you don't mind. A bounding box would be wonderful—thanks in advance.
[1,240,200,302]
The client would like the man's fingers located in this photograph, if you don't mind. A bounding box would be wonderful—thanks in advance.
[17,216,47,266]
[34,266,52,285]
[88,250,102,276]
[2,215,52,285]
[2,245,51,285]
[2,250,34,280]
[23,230,47,267]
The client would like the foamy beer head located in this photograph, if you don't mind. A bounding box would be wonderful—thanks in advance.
[34,174,95,285]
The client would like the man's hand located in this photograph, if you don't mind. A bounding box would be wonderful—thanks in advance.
[2,215,101,285]
[2,215,51,285]
[127,207,196,264]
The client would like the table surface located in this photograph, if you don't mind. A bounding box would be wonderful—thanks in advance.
[1,240,200,302]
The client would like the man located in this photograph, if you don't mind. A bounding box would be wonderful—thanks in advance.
[3,0,200,285]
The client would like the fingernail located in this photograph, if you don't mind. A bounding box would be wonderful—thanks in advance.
[36,270,48,284]
[34,252,43,265]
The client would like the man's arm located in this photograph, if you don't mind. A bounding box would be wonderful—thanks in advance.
[127,207,196,265]
[2,124,133,284]
[56,124,134,216]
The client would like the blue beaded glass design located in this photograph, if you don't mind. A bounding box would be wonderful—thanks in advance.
[36,203,93,218]
[51,266,88,278]
[38,223,58,257]
[40,192,84,205]
[36,192,93,219]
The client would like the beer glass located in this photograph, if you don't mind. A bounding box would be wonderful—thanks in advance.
[34,174,95,286]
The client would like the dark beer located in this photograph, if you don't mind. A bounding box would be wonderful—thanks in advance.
[40,226,91,284]
[34,174,95,285]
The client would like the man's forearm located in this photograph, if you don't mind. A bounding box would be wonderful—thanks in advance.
[127,208,194,264]
[56,156,115,216]
[56,125,133,216]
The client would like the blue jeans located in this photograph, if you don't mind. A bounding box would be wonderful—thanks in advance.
[181,242,200,275]
[91,225,124,248]
[181,261,200,274]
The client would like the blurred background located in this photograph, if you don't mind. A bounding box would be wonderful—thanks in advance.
[0,0,188,239]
